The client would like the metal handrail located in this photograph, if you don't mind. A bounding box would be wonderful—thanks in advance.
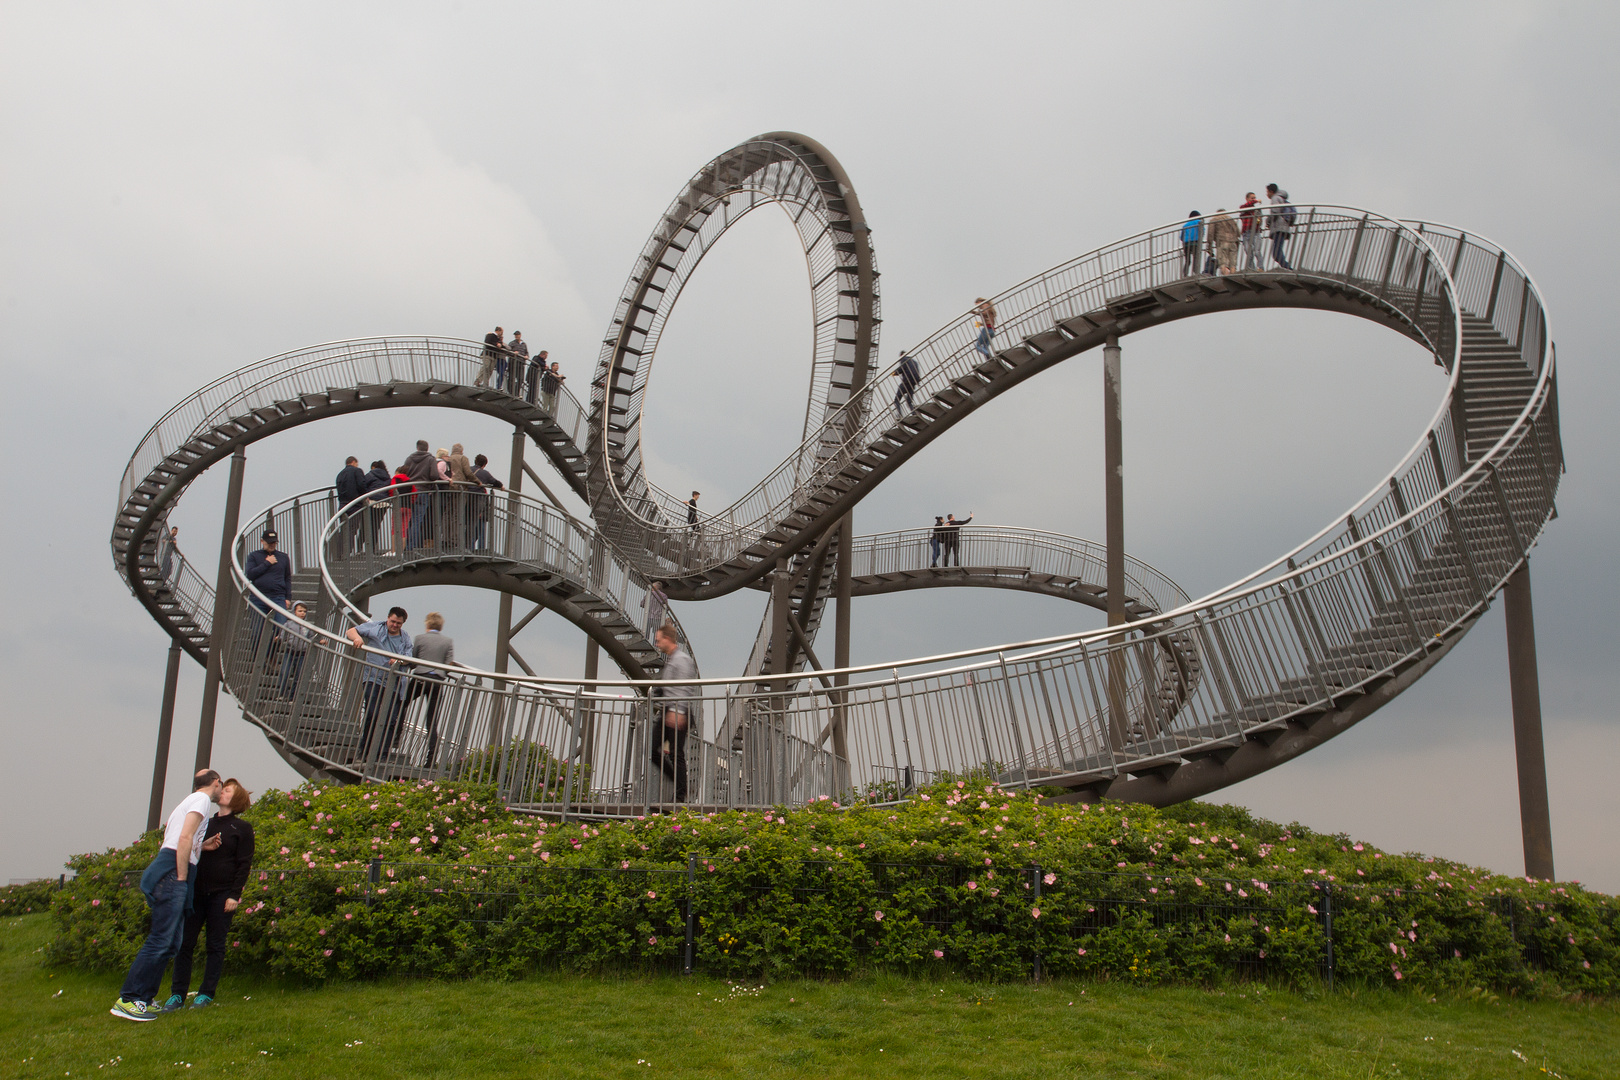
[116,193,1560,813]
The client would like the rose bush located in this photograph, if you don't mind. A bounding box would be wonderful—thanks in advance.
[41,779,1618,993]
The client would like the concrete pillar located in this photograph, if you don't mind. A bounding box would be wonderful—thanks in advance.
[147,640,183,831]
[1504,562,1555,880]
[195,447,246,771]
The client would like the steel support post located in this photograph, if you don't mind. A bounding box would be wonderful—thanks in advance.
[1504,562,1555,880]
[1104,335,1125,627]
[833,513,853,769]
[146,640,183,831]
[195,447,246,771]
[770,559,792,676]
[582,637,600,769]
[493,429,526,679]
[1103,336,1130,747]
[490,430,526,750]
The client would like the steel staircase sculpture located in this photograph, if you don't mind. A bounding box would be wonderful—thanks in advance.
[113,132,1560,814]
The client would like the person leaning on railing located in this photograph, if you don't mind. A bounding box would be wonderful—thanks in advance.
[471,453,503,550]
[408,612,456,769]
[346,606,413,764]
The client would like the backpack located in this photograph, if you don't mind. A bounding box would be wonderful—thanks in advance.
[1282,203,1298,227]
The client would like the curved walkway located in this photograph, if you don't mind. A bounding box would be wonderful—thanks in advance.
[113,134,1561,813]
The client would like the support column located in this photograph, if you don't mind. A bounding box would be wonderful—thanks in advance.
[1504,562,1555,880]
[770,559,792,677]
[195,447,246,772]
[1102,335,1130,747]
[832,514,852,769]
[147,640,183,831]
[492,429,526,679]
[581,638,600,770]
[1103,334,1125,628]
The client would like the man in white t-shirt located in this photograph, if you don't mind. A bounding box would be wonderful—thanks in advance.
[111,770,223,1021]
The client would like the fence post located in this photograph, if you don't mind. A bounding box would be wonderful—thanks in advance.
[1322,882,1334,991]
[684,853,697,976]
[58,874,66,891]
[1031,865,1042,983]
[368,857,382,908]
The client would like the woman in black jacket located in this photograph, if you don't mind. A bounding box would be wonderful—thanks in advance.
[160,779,256,1010]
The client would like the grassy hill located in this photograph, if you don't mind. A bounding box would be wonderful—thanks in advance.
[3,912,1613,1079]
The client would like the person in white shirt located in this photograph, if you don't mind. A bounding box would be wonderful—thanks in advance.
[111,770,223,1021]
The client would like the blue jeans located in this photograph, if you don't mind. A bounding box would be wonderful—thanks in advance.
[929,537,941,567]
[893,383,914,416]
[975,324,994,359]
[1271,232,1293,270]
[120,867,187,1003]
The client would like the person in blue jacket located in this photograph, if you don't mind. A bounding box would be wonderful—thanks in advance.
[1180,211,1204,276]
[892,351,921,418]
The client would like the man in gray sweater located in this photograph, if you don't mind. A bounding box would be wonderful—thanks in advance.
[409,612,455,768]
[650,625,696,803]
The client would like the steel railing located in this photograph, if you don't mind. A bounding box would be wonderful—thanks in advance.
[119,208,1560,817]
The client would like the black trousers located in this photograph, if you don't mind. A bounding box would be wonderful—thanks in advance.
[170,889,235,999]
[409,676,446,766]
[649,710,689,802]
[359,680,407,761]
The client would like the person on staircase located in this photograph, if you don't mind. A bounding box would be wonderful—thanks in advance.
[347,606,413,765]
[505,331,528,395]
[362,459,392,553]
[650,624,696,803]
[930,516,946,567]
[448,443,479,546]
[1238,192,1264,271]
[161,778,255,1012]
[973,297,997,359]
[1207,209,1241,275]
[401,440,438,549]
[1266,184,1295,270]
[475,326,504,388]
[158,525,179,584]
[471,453,503,549]
[277,602,313,700]
[244,530,291,654]
[390,463,415,552]
[335,456,367,556]
[408,612,455,768]
[942,512,974,567]
[540,357,562,412]
[1180,212,1204,276]
[892,351,921,418]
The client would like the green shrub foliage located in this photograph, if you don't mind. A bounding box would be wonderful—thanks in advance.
[44,779,1618,993]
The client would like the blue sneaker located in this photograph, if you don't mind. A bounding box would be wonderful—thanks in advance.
[109,998,155,1022]
[159,995,185,1012]
[191,994,214,1009]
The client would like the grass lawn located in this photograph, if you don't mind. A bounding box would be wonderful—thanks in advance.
[3,914,1612,1079]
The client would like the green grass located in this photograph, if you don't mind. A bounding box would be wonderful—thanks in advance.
[3,915,1613,1079]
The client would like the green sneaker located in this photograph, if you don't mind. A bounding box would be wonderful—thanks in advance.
[159,995,185,1013]
[190,994,214,1009]
[110,998,155,1022]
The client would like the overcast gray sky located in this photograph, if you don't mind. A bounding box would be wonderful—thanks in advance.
[3,1,1616,890]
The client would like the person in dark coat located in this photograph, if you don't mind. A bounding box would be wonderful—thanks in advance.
[244,530,292,653]
[942,512,974,567]
[401,440,438,549]
[930,516,946,567]
[161,779,255,1011]
[335,456,367,555]
[362,459,391,551]
[471,453,503,549]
